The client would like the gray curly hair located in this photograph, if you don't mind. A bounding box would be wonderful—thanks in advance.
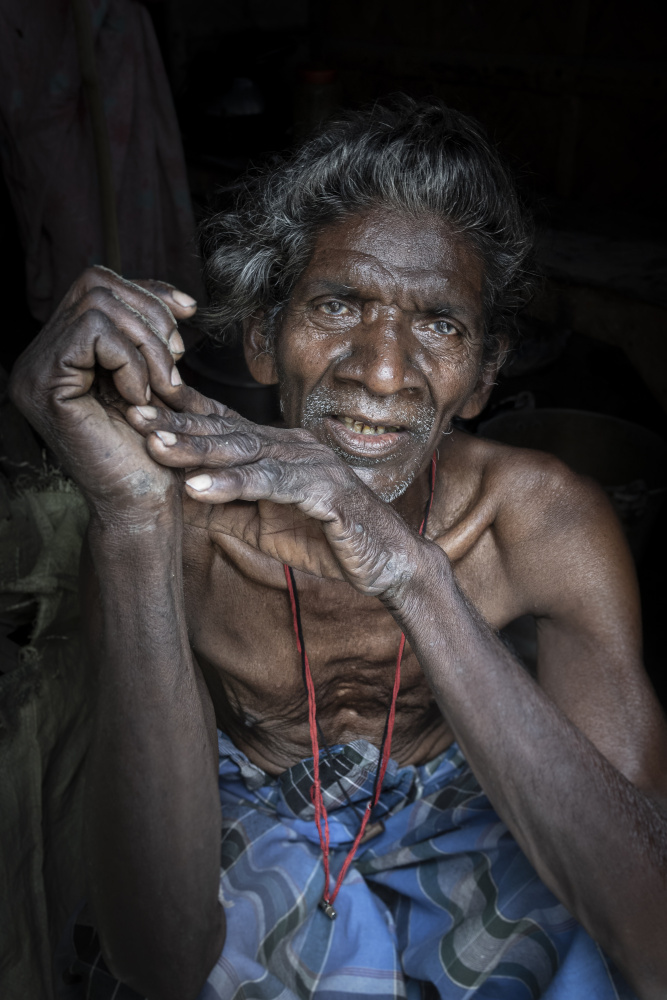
[199,95,534,364]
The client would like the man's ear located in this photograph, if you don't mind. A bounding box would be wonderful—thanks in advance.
[456,347,506,419]
[243,315,278,385]
[457,378,494,420]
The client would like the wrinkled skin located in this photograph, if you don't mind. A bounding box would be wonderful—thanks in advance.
[10,210,667,1000]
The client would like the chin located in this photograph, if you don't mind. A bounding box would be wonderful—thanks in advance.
[350,464,418,503]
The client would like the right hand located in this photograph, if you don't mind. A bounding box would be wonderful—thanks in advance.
[9,266,200,522]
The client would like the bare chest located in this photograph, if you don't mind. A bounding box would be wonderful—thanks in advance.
[181,506,519,771]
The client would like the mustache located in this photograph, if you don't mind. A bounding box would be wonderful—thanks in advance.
[300,385,436,437]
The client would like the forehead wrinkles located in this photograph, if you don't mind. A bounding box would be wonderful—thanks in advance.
[309,249,396,289]
[305,250,464,313]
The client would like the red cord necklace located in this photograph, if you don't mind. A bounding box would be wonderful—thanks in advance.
[283,453,437,919]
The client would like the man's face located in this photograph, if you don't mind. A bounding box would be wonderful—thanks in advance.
[247,207,488,502]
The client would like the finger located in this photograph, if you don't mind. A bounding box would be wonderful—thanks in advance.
[145,429,267,468]
[67,285,185,405]
[173,383,232,416]
[126,400,313,442]
[111,281,187,361]
[130,278,198,321]
[181,462,338,521]
[63,268,193,367]
[62,309,151,406]
[183,461,289,505]
[83,267,197,329]
[125,402,257,439]
[142,420,319,468]
[69,277,172,350]
[128,379,252,419]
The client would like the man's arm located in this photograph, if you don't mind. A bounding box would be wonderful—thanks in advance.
[390,550,667,997]
[82,512,225,1000]
[10,268,225,999]
[390,459,667,997]
[511,463,667,796]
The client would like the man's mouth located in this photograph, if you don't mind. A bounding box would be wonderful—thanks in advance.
[321,413,409,463]
[299,386,436,482]
[336,415,403,436]
[298,389,437,496]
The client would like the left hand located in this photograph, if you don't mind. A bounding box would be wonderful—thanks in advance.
[125,403,422,598]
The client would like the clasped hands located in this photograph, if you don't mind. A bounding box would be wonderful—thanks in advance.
[127,401,423,600]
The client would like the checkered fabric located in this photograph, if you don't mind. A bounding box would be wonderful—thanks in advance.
[64,733,635,999]
[201,732,635,1000]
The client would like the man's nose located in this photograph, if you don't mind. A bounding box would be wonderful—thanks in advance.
[334,315,423,397]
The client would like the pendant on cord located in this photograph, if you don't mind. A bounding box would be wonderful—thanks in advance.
[319,899,337,919]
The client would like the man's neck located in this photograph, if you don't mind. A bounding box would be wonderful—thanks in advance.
[388,458,436,531]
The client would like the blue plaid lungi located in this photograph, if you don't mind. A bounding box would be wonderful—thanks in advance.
[200,731,634,1000]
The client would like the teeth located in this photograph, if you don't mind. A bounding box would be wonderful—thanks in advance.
[338,415,399,435]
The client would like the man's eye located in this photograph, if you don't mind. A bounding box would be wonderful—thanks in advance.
[427,319,458,336]
[320,300,348,315]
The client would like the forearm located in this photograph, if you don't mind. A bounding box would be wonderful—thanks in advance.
[387,541,667,997]
[84,508,224,1000]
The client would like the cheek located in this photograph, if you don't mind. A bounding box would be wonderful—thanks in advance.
[274,327,322,423]
[430,354,485,412]
[428,332,479,367]
[276,319,338,385]
[426,328,481,363]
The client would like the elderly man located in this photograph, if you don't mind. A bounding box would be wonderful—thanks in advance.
[10,99,667,1000]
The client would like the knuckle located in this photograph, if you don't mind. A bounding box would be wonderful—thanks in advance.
[130,281,174,322]
[261,459,283,488]
[198,435,218,458]
[78,265,116,296]
[167,410,191,431]
[234,432,262,461]
[82,264,108,283]
[151,298,174,326]
[205,414,231,436]
[82,285,115,311]
[169,410,216,436]
[76,306,114,338]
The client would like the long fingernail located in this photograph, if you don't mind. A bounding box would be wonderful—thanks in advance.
[171,290,196,308]
[136,405,158,419]
[169,330,185,354]
[171,366,182,386]
[146,385,151,402]
[186,474,212,491]
[155,430,177,446]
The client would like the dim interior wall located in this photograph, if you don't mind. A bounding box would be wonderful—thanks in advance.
[527,279,667,416]
[324,0,666,222]
[161,0,666,228]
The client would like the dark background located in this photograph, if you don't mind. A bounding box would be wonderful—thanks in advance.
[2,0,666,695]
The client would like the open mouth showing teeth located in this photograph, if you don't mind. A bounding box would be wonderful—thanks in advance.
[336,415,402,436]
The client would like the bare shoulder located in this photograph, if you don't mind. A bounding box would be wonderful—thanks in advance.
[437,429,636,618]
[473,432,616,545]
[444,429,614,532]
[445,433,667,796]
